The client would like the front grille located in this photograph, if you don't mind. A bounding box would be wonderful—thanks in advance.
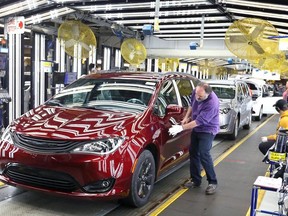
[4,163,80,192]
[11,132,87,153]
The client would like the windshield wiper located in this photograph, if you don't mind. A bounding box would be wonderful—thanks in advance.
[46,100,64,107]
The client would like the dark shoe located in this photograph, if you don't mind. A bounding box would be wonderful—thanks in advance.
[205,184,217,195]
[184,180,201,188]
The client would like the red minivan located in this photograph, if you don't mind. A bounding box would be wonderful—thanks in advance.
[0,71,199,207]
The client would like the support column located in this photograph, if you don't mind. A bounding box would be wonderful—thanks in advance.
[8,34,23,123]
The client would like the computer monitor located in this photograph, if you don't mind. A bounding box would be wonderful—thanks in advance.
[0,53,8,70]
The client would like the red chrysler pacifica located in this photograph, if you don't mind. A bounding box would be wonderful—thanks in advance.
[0,71,199,207]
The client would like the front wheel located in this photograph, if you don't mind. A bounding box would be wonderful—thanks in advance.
[255,106,263,121]
[121,150,156,207]
[228,117,238,140]
[243,112,252,130]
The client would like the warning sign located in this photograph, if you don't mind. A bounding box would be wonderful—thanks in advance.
[6,16,25,34]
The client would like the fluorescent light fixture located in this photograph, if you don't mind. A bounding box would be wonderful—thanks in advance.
[222,0,288,11]
[27,0,37,10]
[130,23,232,29]
[76,0,210,12]
[115,16,228,25]
[25,7,75,25]
[98,9,218,19]
[234,15,288,30]
[228,8,288,20]
[153,29,227,34]
[164,37,225,41]
[156,33,225,37]
[0,0,47,18]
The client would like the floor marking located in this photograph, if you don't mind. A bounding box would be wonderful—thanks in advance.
[149,115,275,216]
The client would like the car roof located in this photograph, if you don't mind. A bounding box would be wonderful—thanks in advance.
[83,71,197,82]
[205,79,244,86]
[241,78,266,86]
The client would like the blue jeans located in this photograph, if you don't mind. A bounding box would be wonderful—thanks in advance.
[189,131,217,185]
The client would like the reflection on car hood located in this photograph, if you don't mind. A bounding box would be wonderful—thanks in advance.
[12,105,139,140]
[219,99,233,108]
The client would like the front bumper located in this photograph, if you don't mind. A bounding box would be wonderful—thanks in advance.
[0,141,131,199]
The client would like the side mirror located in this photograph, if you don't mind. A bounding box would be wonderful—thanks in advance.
[166,104,183,115]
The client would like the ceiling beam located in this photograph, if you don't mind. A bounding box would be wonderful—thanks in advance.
[207,0,235,22]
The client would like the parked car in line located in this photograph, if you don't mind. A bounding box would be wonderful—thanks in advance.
[242,78,270,120]
[242,78,281,117]
[206,79,253,140]
[0,71,200,207]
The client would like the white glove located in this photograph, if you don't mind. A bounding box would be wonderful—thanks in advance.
[261,137,268,142]
[169,125,183,137]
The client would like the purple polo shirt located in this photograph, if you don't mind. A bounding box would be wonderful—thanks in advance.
[189,90,219,135]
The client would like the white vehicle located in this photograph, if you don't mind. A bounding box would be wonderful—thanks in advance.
[243,78,281,120]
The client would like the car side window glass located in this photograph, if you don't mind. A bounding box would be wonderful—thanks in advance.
[160,80,178,105]
[155,80,178,116]
[190,77,200,89]
[241,83,248,97]
[262,85,269,97]
[237,83,243,101]
[175,79,193,107]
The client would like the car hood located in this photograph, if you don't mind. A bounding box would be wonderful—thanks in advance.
[12,105,141,140]
[218,99,233,108]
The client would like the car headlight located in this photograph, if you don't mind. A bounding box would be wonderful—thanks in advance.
[219,108,231,114]
[72,137,125,155]
[1,126,13,143]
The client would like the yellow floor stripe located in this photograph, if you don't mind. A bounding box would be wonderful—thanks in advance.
[149,189,188,216]
[149,115,275,216]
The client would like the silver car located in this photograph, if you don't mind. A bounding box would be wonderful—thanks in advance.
[206,79,253,140]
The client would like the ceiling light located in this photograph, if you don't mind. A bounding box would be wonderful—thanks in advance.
[115,16,228,25]
[27,0,36,10]
[228,8,288,20]
[225,0,288,11]
[25,7,75,25]
[0,0,47,18]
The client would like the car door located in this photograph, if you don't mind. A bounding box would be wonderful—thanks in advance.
[236,82,247,127]
[241,82,253,124]
[154,79,192,173]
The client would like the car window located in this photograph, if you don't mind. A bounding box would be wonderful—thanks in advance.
[241,83,249,97]
[155,80,178,116]
[262,85,269,97]
[190,77,200,89]
[175,79,193,107]
[237,83,244,100]
[48,78,156,111]
[210,85,235,99]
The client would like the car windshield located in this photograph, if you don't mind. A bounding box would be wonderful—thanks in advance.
[211,85,235,99]
[46,78,157,111]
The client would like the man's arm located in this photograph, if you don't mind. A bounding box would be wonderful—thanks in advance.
[181,106,192,124]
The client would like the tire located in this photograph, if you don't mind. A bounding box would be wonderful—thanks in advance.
[243,112,252,130]
[255,106,263,121]
[228,117,238,140]
[121,150,156,207]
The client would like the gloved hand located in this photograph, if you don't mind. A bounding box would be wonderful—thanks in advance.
[261,136,268,142]
[169,125,183,137]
